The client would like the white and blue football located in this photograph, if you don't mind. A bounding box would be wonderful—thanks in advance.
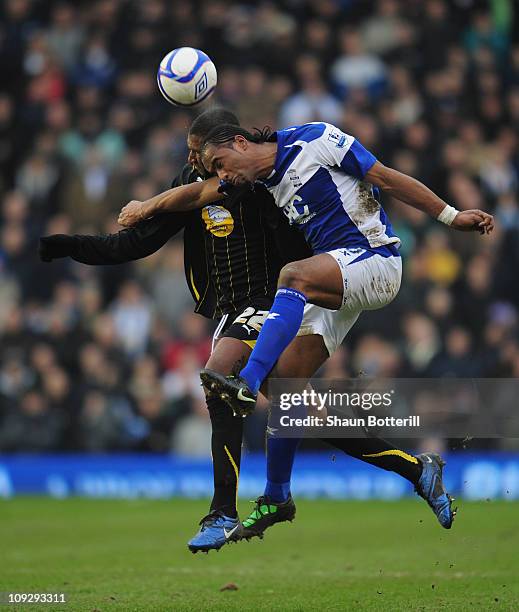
[157,47,217,107]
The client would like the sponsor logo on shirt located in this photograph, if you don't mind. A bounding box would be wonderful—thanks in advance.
[284,195,316,225]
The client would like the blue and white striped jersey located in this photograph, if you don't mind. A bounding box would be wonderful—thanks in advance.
[261,122,400,255]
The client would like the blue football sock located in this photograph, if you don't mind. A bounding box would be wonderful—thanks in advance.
[264,435,301,502]
[240,287,306,393]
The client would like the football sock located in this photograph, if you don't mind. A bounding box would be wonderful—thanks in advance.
[326,437,422,485]
[264,435,301,502]
[207,396,243,517]
[240,287,307,394]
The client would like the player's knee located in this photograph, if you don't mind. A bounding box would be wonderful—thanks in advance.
[278,263,309,294]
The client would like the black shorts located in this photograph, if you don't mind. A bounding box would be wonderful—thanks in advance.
[211,297,274,352]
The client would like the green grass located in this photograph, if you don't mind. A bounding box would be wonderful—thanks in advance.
[1,498,518,611]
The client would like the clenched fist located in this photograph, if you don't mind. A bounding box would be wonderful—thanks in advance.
[451,210,494,234]
[118,200,145,227]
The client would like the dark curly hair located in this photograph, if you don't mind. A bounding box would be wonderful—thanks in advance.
[188,108,239,139]
[201,124,272,152]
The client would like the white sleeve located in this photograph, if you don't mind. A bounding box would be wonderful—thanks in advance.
[310,123,355,166]
[311,123,378,179]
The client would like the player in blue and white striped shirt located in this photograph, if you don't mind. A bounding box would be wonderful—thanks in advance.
[199,121,493,415]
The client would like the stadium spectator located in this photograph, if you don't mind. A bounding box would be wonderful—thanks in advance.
[0,389,65,452]
[279,54,342,126]
[331,27,388,100]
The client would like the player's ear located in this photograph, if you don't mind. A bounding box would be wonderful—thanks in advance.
[234,135,248,151]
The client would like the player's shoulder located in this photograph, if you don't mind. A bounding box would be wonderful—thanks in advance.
[278,122,354,149]
[277,122,327,145]
[171,163,203,188]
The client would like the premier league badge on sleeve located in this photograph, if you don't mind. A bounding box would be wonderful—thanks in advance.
[327,129,347,148]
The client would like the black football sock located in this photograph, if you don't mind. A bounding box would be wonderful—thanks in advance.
[326,437,422,485]
[207,396,243,518]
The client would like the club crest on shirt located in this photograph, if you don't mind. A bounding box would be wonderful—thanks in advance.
[287,168,302,188]
[202,205,234,237]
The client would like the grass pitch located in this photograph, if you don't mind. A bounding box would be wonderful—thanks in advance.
[1,497,518,611]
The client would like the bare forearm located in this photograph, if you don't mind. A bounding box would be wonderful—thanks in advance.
[140,189,178,217]
[366,164,447,217]
[118,176,222,226]
[141,179,219,217]
[364,161,494,233]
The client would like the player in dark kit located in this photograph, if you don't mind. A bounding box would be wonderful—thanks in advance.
[40,108,312,552]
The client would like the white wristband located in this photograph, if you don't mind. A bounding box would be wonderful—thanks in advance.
[437,205,459,226]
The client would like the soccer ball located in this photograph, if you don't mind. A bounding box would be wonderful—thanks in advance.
[157,47,217,107]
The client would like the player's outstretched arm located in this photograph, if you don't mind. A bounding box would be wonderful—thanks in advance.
[118,176,221,227]
[365,161,494,234]
[39,213,186,265]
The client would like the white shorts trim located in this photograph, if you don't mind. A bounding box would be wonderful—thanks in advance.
[211,313,228,354]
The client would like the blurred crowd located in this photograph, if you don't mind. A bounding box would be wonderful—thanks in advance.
[0,0,518,454]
